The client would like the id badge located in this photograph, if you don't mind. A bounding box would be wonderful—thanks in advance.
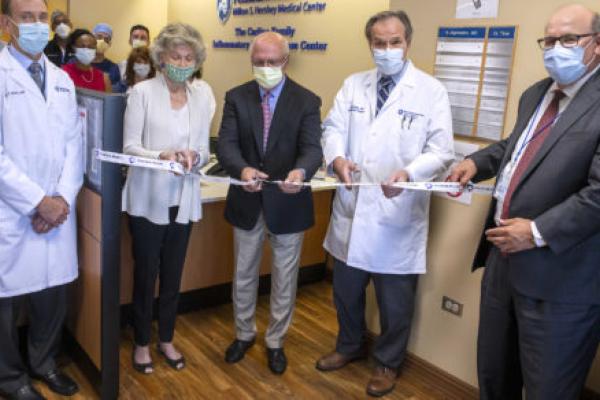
[494,162,514,200]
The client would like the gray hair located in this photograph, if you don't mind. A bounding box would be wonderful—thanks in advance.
[593,12,600,34]
[50,9,67,25]
[365,10,413,44]
[249,32,290,58]
[150,23,206,70]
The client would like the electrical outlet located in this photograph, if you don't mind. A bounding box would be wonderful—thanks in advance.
[441,296,463,317]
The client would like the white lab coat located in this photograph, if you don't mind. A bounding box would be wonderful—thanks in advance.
[0,48,83,297]
[322,62,454,274]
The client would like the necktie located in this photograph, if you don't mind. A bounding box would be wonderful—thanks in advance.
[501,90,565,219]
[261,91,272,153]
[28,62,44,95]
[376,75,395,115]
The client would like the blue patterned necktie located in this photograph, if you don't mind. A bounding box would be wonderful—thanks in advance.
[28,62,44,96]
[376,75,395,115]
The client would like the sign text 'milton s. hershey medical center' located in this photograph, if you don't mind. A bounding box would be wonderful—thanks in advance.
[215,0,329,51]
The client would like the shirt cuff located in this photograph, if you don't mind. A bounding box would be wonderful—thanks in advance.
[297,168,306,181]
[531,221,547,247]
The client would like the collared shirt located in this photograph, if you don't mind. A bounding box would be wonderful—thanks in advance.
[258,75,286,115]
[8,44,46,90]
[376,59,409,88]
[494,63,600,245]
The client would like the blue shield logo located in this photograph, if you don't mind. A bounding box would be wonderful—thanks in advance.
[217,0,232,24]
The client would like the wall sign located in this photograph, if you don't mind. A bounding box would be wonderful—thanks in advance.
[434,26,517,142]
[214,0,329,52]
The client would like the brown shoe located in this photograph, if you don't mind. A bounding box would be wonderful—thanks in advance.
[366,366,398,397]
[315,350,366,371]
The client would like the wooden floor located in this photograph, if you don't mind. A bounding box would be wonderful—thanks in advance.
[39,281,476,399]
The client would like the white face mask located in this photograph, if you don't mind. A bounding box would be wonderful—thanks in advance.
[133,62,151,78]
[131,39,148,49]
[253,66,284,89]
[373,48,405,76]
[74,47,96,65]
[55,23,71,40]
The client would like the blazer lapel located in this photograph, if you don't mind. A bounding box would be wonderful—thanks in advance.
[517,72,600,188]
[44,57,57,106]
[499,80,553,170]
[265,78,294,155]
[246,82,265,157]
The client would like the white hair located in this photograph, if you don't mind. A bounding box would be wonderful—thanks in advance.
[150,23,207,70]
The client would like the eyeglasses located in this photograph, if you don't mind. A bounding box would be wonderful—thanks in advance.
[251,57,288,67]
[537,33,597,50]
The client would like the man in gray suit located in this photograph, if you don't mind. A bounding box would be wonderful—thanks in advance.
[450,4,600,400]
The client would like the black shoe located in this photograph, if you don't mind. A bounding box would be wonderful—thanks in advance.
[224,339,255,363]
[267,348,287,375]
[34,370,78,397]
[4,384,45,400]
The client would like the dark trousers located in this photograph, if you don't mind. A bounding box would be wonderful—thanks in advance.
[478,248,600,400]
[129,208,192,346]
[332,258,418,369]
[0,285,67,393]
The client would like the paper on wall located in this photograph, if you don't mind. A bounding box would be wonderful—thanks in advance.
[455,0,499,19]
[434,140,481,205]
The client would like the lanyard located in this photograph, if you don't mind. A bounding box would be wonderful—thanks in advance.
[512,96,563,164]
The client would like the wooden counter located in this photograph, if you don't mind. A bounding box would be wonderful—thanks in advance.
[119,183,335,305]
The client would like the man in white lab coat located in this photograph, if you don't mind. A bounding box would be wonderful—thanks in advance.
[0,0,82,399]
[316,10,454,397]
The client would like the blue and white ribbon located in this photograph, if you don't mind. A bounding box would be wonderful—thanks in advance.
[95,149,493,195]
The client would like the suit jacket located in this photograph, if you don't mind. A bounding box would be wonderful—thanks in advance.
[44,37,69,68]
[469,68,600,304]
[216,77,323,235]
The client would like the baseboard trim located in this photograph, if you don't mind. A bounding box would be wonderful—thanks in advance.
[403,353,479,399]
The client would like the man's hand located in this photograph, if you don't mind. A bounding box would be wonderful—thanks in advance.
[381,170,410,199]
[36,196,69,227]
[448,158,478,187]
[176,150,198,172]
[279,169,305,194]
[241,167,268,192]
[31,213,53,234]
[485,218,535,253]
[332,157,359,190]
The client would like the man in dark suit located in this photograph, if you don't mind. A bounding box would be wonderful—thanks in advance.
[43,10,72,67]
[450,4,600,399]
[217,31,322,375]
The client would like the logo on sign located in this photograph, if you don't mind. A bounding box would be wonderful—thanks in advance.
[217,0,232,24]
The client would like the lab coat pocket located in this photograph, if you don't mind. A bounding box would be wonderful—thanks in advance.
[0,206,26,273]
[333,186,357,219]
[377,192,414,228]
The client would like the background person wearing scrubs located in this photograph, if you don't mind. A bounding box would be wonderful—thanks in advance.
[91,22,124,92]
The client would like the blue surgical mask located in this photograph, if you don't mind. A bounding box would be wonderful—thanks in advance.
[373,48,405,76]
[543,41,593,86]
[10,20,49,56]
